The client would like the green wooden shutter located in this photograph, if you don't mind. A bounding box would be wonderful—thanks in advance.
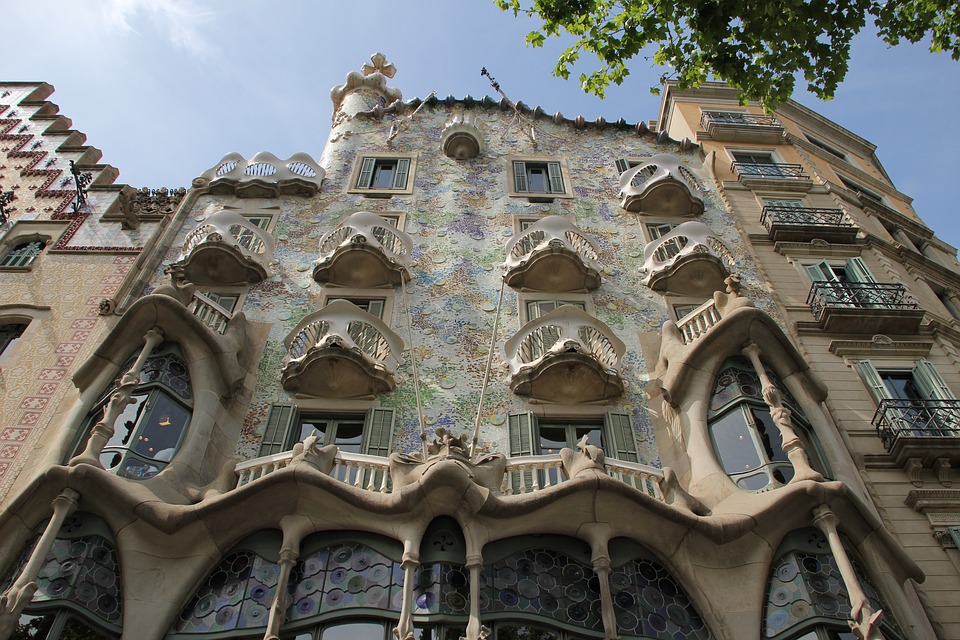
[912,360,955,401]
[362,408,395,457]
[547,162,564,193]
[392,158,410,189]
[357,157,376,188]
[853,360,893,404]
[258,404,300,457]
[508,411,538,492]
[604,411,639,462]
[614,159,630,174]
[804,261,834,282]
[513,161,528,193]
[845,257,877,284]
[949,526,960,550]
[366,299,385,319]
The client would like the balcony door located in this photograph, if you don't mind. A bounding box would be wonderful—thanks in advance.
[805,258,878,307]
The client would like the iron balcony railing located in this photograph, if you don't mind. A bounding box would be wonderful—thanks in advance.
[731,162,807,179]
[760,206,852,230]
[807,282,921,318]
[872,399,960,451]
[701,111,781,129]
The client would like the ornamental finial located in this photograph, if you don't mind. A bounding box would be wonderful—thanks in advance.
[362,52,396,78]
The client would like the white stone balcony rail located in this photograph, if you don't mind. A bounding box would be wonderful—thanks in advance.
[640,221,734,293]
[313,211,412,287]
[236,450,392,492]
[234,450,664,500]
[502,216,602,292]
[188,293,233,335]
[503,454,664,499]
[177,209,275,285]
[676,299,722,345]
[618,153,704,215]
[281,299,403,398]
[505,305,625,403]
[199,151,325,197]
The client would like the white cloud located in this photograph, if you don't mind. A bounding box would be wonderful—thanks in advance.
[99,0,217,58]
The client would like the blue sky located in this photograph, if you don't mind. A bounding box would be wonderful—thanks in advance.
[4,1,959,249]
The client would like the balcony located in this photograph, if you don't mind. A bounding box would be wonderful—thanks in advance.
[198,151,325,198]
[441,111,483,159]
[502,216,602,292]
[806,282,924,334]
[731,162,812,192]
[675,299,723,345]
[699,111,785,143]
[187,293,233,335]
[235,449,664,500]
[641,221,733,296]
[872,399,960,467]
[175,210,275,286]
[760,206,858,243]
[619,154,705,216]
[504,305,625,403]
[281,299,403,398]
[313,211,413,288]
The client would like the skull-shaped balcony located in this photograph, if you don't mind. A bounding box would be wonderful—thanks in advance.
[199,151,325,198]
[281,299,403,399]
[175,210,275,286]
[619,154,704,216]
[641,221,732,296]
[313,212,413,288]
[502,216,602,292]
[505,305,625,403]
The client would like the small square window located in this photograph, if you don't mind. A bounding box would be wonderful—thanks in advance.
[349,154,416,196]
[507,156,572,200]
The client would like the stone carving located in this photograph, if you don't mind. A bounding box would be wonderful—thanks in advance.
[559,434,606,479]
[290,432,338,474]
[155,263,197,306]
[124,187,185,217]
[389,427,506,492]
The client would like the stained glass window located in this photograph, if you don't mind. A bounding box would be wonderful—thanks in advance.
[176,551,279,633]
[609,557,712,639]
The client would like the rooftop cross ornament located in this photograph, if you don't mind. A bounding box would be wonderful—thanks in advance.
[0,187,14,226]
[70,160,92,214]
[361,52,396,78]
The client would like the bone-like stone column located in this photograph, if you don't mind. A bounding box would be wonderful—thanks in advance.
[395,551,419,640]
[0,489,80,640]
[264,515,311,640]
[593,556,619,640]
[742,343,823,483]
[812,505,884,640]
[461,553,490,640]
[70,328,164,468]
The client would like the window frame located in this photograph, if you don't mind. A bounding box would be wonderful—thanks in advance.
[507,411,639,463]
[505,156,573,200]
[517,293,593,325]
[347,153,418,197]
[0,238,45,269]
[0,320,29,364]
[257,406,396,459]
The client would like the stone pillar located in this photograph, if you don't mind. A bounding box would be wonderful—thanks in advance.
[462,553,489,640]
[263,547,298,640]
[593,556,620,640]
[812,505,884,640]
[742,343,823,483]
[0,489,80,640]
[395,552,419,640]
[70,328,163,468]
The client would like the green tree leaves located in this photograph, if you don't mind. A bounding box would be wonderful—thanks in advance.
[496,0,958,109]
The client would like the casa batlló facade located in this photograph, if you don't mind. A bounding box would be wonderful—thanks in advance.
[0,55,958,640]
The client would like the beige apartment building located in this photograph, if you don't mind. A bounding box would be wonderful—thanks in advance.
[0,59,957,640]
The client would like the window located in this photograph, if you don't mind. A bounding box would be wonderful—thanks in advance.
[645,222,687,259]
[763,198,805,209]
[74,345,193,480]
[805,257,887,308]
[525,299,584,321]
[327,297,385,318]
[233,214,272,251]
[838,175,888,208]
[804,134,849,162]
[349,155,415,195]
[256,406,395,458]
[521,299,588,361]
[0,321,28,363]
[672,303,704,321]
[507,157,572,199]
[709,357,823,492]
[854,359,959,441]
[0,240,44,268]
[508,412,639,462]
[804,257,875,286]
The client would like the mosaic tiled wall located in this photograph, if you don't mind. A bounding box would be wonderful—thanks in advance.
[147,99,779,467]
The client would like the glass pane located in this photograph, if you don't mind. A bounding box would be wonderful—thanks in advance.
[11,614,53,640]
[881,373,922,400]
[322,622,385,640]
[333,421,364,454]
[106,393,149,449]
[300,421,328,444]
[372,162,395,189]
[495,624,560,640]
[527,167,547,192]
[573,427,602,449]
[538,427,568,455]
[751,407,787,463]
[130,393,190,461]
[58,616,114,639]
[711,409,763,474]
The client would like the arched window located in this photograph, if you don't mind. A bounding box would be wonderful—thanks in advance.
[764,528,903,640]
[0,240,44,268]
[708,357,824,492]
[0,321,28,363]
[76,344,193,480]
[0,512,122,639]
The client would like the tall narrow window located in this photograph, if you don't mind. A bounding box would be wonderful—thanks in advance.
[0,240,44,268]
[0,321,28,363]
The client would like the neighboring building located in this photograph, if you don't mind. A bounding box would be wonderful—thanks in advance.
[0,57,957,640]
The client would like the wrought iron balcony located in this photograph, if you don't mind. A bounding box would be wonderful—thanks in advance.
[640,221,734,295]
[699,111,785,143]
[872,399,960,465]
[504,305,625,403]
[176,209,275,285]
[760,206,857,243]
[502,216,602,292]
[731,162,812,191]
[806,282,924,334]
[281,299,403,398]
[313,211,412,288]
[199,151,325,197]
[618,154,704,215]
